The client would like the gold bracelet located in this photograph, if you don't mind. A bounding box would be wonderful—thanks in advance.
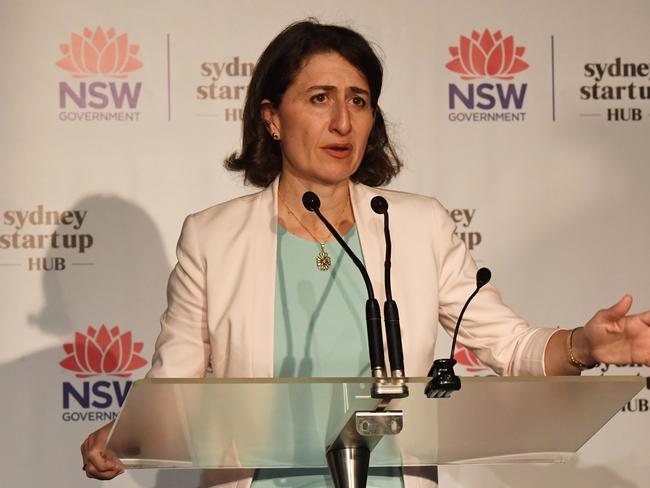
[566,327,597,371]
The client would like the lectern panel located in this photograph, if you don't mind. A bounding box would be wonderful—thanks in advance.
[107,376,643,468]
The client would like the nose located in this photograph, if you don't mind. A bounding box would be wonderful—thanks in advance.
[329,99,351,135]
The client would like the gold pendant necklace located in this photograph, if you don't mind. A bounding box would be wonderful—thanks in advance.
[316,242,332,271]
[279,193,349,271]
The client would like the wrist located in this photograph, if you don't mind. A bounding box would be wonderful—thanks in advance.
[567,327,597,371]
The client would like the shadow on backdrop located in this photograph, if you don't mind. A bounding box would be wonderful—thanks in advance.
[0,195,201,488]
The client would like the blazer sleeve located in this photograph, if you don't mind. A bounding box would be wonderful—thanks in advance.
[430,200,557,376]
[146,214,210,378]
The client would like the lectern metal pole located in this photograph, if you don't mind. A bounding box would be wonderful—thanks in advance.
[326,447,371,488]
[325,410,403,488]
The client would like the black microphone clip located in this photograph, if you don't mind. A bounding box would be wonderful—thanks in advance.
[424,358,461,398]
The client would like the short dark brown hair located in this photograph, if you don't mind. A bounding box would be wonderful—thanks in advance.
[224,20,402,187]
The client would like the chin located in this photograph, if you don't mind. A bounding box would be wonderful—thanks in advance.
[316,163,360,185]
[315,171,356,186]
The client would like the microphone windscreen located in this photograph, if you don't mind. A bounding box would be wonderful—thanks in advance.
[302,191,321,211]
[476,267,491,288]
[370,196,389,214]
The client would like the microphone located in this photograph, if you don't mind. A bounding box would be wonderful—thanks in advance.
[302,191,388,389]
[371,196,406,381]
[449,267,491,358]
[425,267,492,398]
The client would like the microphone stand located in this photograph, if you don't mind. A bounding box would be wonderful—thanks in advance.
[302,191,404,488]
[425,267,491,398]
[371,196,408,397]
[302,192,393,397]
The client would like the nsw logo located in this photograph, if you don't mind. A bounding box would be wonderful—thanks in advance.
[60,324,147,377]
[454,343,489,374]
[60,324,148,422]
[56,27,143,78]
[56,27,143,121]
[446,29,529,121]
[446,29,528,80]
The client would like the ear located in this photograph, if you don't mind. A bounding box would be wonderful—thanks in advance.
[260,99,280,136]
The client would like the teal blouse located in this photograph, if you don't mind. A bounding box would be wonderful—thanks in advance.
[252,224,403,488]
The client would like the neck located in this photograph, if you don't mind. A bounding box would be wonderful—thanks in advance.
[278,173,354,241]
[279,173,350,216]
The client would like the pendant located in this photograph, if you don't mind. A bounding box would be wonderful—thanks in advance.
[316,243,331,271]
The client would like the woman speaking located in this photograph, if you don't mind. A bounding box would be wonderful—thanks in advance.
[81,20,650,487]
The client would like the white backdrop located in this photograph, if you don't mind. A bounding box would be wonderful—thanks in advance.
[1,0,649,487]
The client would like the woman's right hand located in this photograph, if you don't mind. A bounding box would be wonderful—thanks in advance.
[81,420,124,479]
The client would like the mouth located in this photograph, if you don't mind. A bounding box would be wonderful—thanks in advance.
[321,143,353,159]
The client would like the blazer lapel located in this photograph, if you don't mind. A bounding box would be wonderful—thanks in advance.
[349,182,386,306]
[250,179,278,377]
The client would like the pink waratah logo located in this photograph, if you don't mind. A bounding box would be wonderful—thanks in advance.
[60,325,148,378]
[56,27,143,78]
[454,344,488,373]
[446,29,529,80]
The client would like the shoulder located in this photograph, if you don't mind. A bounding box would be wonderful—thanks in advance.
[353,183,450,218]
[188,187,267,227]
[178,184,273,250]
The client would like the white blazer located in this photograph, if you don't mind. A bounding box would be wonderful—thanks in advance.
[147,178,555,488]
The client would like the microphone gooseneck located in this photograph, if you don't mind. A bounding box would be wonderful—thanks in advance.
[370,196,392,301]
[303,192,374,299]
[425,267,492,398]
[371,195,405,379]
[301,191,387,382]
[449,267,492,360]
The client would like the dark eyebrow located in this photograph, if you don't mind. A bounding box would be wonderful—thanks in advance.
[307,85,336,92]
[350,86,370,97]
[306,85,370,97]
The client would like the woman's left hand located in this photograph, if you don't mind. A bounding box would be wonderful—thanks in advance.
[583,295,650,366]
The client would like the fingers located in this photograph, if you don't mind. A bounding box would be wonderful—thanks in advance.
[601,294,633,322]
[86,448,120,470]
[83,463,123,480]
[84,449,124,479]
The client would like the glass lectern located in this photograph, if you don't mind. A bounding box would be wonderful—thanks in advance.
[107,376,643,486]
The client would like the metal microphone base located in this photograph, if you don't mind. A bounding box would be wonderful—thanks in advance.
[371,380,409,399]
[370,370,409,399]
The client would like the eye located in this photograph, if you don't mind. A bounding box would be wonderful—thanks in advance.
[310,93,327,104]
[351,96,368,107]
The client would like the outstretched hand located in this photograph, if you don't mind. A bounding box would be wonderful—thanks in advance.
[583,295,650,366]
